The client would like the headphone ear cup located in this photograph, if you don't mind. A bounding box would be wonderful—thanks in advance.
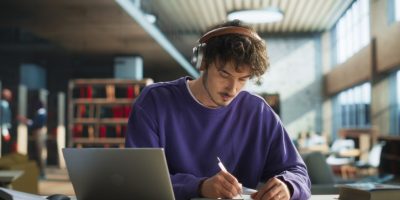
[191,45,199,66]
[196,45,204,70]
[191,43,205,70]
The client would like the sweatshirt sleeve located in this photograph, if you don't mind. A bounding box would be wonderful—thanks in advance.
[125,103,160,147]
[170,173,207,200]
[125,100,206,200]
[262,112,311,200]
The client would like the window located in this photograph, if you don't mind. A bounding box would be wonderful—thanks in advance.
[391,70,400,135]
[335,0,370,64]
[396,0,400,21]
[388,70,400,135]
[338,83,371,128]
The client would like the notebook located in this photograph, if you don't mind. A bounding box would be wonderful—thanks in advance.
[63,148,175,200]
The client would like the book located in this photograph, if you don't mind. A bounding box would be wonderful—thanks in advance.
[338,182,400,200]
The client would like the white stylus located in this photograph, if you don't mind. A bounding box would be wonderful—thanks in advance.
[217,157,243,198]
[217,157,228,172]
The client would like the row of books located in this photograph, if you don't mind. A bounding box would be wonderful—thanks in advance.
[75,105,131,118]
[72,85,142,99]
[72,124,127,138]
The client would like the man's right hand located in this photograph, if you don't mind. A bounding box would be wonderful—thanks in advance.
[200,170,242,199]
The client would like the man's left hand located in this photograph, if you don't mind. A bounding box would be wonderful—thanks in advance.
[251,177,290,200]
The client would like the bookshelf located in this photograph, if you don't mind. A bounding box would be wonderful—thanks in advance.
[68,78,153,148]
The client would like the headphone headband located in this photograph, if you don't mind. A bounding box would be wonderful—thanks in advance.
[198,26,261,44]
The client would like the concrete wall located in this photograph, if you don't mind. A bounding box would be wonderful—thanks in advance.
[371,77,391,135]
[246,35,323,138]
[370,0,397,136]
[321,31,334,139]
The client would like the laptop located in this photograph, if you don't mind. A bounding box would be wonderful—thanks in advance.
[63,148,175,200]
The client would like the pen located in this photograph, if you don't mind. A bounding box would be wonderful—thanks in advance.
[217,157,228,172]
[217,157,243,198]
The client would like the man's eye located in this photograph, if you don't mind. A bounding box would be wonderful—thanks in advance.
[220,72,229,78]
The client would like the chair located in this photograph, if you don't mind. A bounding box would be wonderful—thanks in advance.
[354,142,385,175]
[325,139,357,179]
[302,152,342,194]
[326,139,356,165]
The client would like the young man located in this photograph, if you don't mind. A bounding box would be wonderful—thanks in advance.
[126,20,311,200]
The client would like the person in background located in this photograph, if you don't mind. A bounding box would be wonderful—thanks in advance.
[0,88,13,155]
[19,100,47,178]
[126,20,311,200]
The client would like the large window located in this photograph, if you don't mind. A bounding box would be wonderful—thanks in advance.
[396,0,400,21]
[388,70,400,135]
[338,83,371,128]
[390,70,400,135]
[336,0,370,64]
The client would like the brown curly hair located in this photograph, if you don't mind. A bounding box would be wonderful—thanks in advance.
[202,20,269,81]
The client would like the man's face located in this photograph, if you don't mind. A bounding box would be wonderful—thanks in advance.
[202,60,251,107]
[2,89,12,102]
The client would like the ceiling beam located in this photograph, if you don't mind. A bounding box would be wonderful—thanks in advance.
[115,0,199,78]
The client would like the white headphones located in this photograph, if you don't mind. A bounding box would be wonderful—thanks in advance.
[191,26,262,69]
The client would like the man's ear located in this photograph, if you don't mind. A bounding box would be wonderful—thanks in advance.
[199,63,206,71]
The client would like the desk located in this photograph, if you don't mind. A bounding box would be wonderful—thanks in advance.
[0,187,338,200]
[192,195,338,200]
[0,170,24,188]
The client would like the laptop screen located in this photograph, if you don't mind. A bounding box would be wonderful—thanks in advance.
[63,148,175,200]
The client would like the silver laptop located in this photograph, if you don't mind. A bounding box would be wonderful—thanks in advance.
[63,148,175,200]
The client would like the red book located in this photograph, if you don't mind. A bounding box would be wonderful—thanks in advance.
[99,125,107,138]
[79,105,86,118]
[73,124,83,137]
[86,86,93,99]
[126,86,134,98]
[112,106,124,118]
[123,106,131,118]
[79,87,85,98]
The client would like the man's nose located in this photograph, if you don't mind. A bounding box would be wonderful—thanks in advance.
[226,80,238,95]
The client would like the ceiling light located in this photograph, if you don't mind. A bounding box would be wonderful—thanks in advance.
[227,8,284,24]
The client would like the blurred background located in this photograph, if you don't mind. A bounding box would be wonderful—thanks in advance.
[0,0,399,196]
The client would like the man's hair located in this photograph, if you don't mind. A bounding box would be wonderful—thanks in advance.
[202,20,269,81]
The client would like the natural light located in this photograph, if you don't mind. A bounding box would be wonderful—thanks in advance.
[397,71,400,104]
[336,0,370,64]
[338,82,371,127]
[396,0,400,21]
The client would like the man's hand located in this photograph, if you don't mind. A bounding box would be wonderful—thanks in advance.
[200,170,242,199]
[251,177,290,200]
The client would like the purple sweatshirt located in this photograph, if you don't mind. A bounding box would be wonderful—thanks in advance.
[126,77,311,200]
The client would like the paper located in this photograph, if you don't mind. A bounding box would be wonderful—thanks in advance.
[232,186,257,199]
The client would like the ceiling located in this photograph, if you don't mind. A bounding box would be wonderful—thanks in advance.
[0,0,353,74]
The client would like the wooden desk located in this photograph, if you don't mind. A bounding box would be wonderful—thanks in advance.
[338,149,360,157]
